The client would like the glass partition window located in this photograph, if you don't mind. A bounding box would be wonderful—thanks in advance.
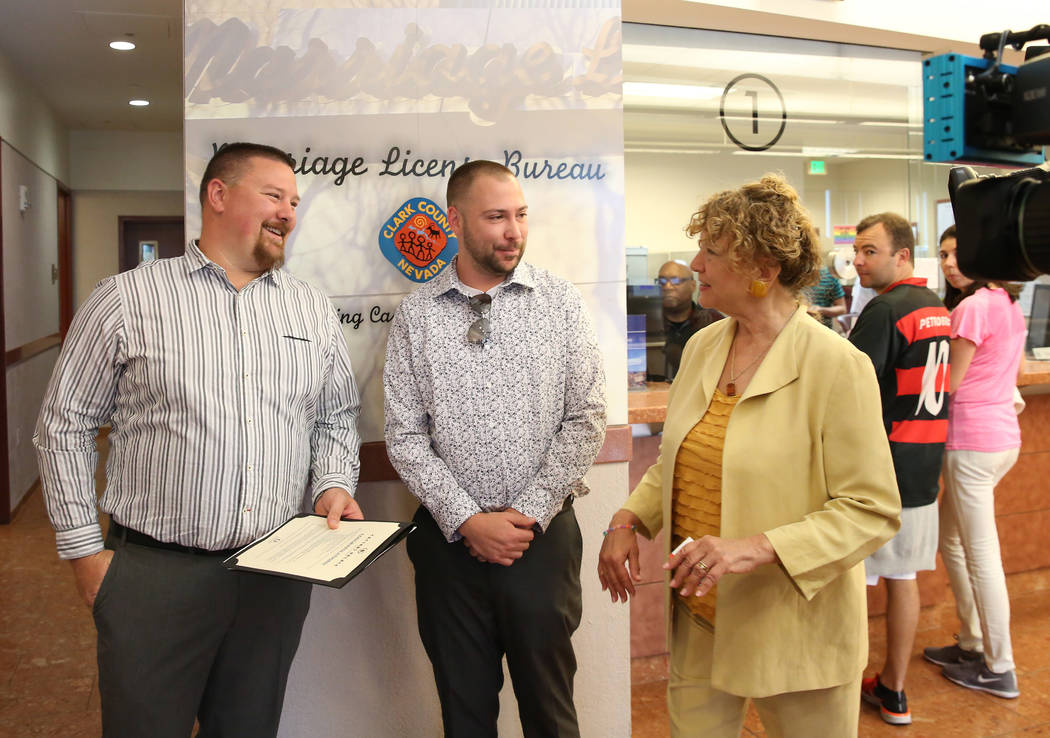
[622,23,1041,371]
[624,24,925,270]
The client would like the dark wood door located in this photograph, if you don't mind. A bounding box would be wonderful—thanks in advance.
[58,185,72,336]
[119,216,185,272]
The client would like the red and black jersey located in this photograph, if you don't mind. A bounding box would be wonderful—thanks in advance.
[849,278,950,507]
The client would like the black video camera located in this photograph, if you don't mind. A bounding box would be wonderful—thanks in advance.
[949,163,1050,280]
[939,26,1050,281]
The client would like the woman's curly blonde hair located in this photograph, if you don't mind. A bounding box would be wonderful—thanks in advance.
[685,173,821,294]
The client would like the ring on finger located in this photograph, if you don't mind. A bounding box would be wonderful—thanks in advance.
[693,560,710,575]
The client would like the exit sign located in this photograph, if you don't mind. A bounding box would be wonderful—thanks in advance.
[809,160,826,175]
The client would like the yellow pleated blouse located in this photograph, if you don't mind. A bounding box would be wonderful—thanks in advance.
[671,388,739,629]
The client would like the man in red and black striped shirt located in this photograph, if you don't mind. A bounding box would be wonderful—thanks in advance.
[850,212,950,726]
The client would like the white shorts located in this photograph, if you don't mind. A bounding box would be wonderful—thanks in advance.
[864,501,938,580]
[865,571,917,587]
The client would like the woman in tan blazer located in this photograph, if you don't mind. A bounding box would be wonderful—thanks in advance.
[598,175,901,738]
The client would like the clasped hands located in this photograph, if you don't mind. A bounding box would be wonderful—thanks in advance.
[458,509,537,566]
[663,535,776,600]
[597,509,777,603]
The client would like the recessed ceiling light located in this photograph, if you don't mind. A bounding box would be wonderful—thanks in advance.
[129,99,150,107]
[623,82,723,100]
[110,40,136,51]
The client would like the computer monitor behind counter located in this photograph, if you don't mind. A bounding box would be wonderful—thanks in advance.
[1027,283,1050,357]
[627,285,668,381]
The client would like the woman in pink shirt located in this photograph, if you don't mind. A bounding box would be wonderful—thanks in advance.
[923,225,1026,699]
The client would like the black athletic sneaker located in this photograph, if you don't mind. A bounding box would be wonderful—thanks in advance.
[923,642,983,667]
[861,674,911,725]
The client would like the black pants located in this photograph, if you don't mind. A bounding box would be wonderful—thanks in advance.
[93,530,312,738]
[408,503,583,738]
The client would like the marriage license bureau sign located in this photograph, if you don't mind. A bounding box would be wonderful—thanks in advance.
[184,3,625,444]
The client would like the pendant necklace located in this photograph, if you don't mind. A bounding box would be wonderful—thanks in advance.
[725,307,796,396]
[725,340,771,397]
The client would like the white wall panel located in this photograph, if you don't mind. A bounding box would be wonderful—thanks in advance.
[2,140,59,350]
[7,347,58,510]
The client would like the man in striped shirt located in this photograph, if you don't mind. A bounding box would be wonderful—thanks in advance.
[34,142,362,737]
[850,212,950,726]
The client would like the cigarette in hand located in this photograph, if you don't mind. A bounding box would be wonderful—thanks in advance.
[670,537,694,556]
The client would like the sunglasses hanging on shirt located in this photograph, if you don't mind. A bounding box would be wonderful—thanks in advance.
[467,294,492,345]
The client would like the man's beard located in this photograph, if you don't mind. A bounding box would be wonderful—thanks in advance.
[254,222,286,271]
[482,248,521,275]
[253,242,284,271]
[460,224,525,276]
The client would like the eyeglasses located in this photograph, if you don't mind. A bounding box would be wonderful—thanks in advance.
[655,276,692,286]
[467,294,492,344]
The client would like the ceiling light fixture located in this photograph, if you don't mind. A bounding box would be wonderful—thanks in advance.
[624,147,720,155]
[857,120,922,128]
[110,40,136,51]
[129,99,150,107]
[802,146,860,157]
[623,82,723,100]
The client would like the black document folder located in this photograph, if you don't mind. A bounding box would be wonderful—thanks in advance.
[223,513,416,588]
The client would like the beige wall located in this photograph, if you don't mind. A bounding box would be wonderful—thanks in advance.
[71,190,185,308]
[8,349,58,511]
[0,49,67,183]
[832,159,911,230]
[3,142,59,349]
[0,46,67,515]
[66,130,185,309]
[69,130,183,192]
[2,141,62,512]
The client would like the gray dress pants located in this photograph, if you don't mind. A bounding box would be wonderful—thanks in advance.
[93,529,311,738]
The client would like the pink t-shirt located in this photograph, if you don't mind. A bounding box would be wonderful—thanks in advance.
[947,287,1025,451]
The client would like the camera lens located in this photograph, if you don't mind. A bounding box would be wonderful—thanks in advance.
[951,166,1050,282]
[1019,178,1050,275]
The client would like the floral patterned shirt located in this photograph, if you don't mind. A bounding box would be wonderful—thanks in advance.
[383,257,607,542]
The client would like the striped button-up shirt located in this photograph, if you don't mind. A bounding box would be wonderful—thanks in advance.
[34,241,361,559]
[383,258,607,542]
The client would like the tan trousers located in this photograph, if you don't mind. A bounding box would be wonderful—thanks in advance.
[668,605,861,738]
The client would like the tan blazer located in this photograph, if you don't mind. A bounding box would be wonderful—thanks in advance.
[623,305,901,697]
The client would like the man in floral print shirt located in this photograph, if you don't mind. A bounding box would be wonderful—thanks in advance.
[384,160,607,738]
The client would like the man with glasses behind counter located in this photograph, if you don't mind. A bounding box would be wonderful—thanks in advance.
[657,259,723,381]
[383,160,607,737]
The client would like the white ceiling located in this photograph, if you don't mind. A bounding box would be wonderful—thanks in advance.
[0,0,183,131]
[0,1,1041,137]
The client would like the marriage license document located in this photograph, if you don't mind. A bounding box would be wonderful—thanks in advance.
[223,514,415,587]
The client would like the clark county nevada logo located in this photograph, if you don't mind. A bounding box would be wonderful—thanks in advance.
[378,197,457,282]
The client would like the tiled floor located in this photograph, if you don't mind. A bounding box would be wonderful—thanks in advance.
[0,489,101,736]
[4,486,1050,736]
[631,567,1050,737]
